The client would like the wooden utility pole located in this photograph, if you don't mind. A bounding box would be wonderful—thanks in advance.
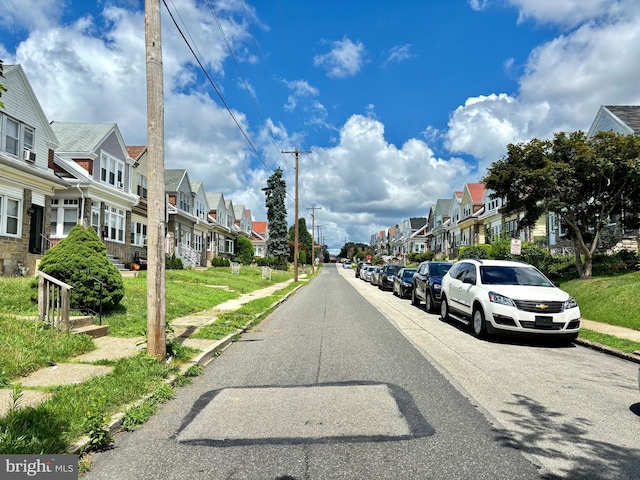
[307,206,321,274]
[145,0,166,361]
[282,148,311,281]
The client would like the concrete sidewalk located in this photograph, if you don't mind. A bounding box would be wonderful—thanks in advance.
[0,278,302,417]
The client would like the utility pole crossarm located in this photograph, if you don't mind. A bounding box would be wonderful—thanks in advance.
[281,148,311,282]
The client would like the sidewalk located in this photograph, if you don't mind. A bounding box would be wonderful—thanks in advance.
[0,278,302,418]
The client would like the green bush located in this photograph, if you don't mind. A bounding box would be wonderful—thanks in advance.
[459,245,491,259]
[211,257,231,267]
[235,236,255,265]
[38,225,124,313]
[165,253,184,270]
[406,252,435,263]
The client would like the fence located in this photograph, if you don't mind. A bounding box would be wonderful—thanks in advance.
[37,271,72,329]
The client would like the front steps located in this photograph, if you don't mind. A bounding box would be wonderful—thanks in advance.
[70,315,109,338]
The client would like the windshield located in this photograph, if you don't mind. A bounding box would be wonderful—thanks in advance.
[480,265,553,287]
[386,265,402,274]
[431,263,452,277]
[402,269,416,281]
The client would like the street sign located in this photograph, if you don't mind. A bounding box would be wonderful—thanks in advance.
[510,238,522,255]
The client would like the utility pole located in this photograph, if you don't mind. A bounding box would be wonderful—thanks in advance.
[145,0,166,361]
[307,206,321,274]
[316,225,323,263]
[282,148,311,281]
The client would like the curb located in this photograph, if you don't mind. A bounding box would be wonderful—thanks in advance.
[574,338,640,365]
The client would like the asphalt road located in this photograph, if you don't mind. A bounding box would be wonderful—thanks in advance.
[84,265,640,479]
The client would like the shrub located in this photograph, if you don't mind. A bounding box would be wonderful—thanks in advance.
[211,257,231,267]
[165,253,184,270]
[38,225,124,313]
[235,236,254,265]
[458,245,491,259]
[406,252,435,263]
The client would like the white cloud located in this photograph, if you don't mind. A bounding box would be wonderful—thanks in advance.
[445,2,640,177]
[302,114,472,244]
[506,0,628,27]
[381,44,415,67]
[313,37,366,78]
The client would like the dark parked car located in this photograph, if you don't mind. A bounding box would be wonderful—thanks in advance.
[393,268,417,298]
[378,264,403,291]
[411,261,454,312]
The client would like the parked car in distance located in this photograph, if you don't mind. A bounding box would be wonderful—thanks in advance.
[355,261,371,278]
[439,259,581,342]
[411,261,454,312]
[378,264,403,291]
[362,265,376,282]
[393,268,417,298]
[343,261,352,269]
[370,266,382,286]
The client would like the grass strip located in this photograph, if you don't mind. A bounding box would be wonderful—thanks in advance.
[579,328,640,354]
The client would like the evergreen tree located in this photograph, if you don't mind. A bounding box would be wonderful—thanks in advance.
[263,167,289,269]
[288,217,313,263]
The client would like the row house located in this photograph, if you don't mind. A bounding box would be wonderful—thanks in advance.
[0,65,68,275]
[0,64,265,276]
[251,221,267,257]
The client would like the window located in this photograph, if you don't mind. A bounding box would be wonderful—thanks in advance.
[226,238,234,254]
[0,194,21,236]
[50,199,79,237]
[104,206,125,243]
[137,174,148,199]
[130,221,147,246]
[100,153,124,189]
[193,233,203,252]
[4,118,19,156]
[91,207,101,232]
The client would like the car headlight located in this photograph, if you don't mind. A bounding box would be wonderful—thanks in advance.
[563,296,578,310]
[433,283,441,290]
[488,291,516,307]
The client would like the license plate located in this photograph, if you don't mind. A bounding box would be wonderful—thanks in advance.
[535,316,553,326]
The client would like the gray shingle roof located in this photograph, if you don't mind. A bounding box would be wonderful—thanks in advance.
[164,169,186,191]
[50,122,115,152]
[604,106,640,134]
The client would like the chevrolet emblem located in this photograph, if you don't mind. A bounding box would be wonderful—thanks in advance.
[535,304,549,310]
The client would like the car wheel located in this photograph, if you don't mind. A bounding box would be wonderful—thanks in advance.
[440,295,449,322]
[425,292,433,313]
[471,307,487,339]
[411,288,419,306]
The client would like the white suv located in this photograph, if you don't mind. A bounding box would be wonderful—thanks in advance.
[440,259,580,341]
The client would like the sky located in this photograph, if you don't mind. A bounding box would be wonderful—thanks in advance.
[1,0,640,254]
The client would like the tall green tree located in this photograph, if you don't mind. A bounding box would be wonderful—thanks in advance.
[483,130,640,279]
[262,167,289,269]
[288,217,313,263]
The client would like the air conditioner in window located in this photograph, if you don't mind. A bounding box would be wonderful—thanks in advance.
[23,149,36,162]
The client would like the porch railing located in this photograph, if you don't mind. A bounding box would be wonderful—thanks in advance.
[37,271,73,329]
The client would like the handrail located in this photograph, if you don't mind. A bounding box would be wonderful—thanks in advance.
[37,271,73,329]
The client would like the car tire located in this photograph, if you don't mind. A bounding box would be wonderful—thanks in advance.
[425,292,433,313]
[411,288,419,306]
[440,295,449,322]
[471,307,487,339]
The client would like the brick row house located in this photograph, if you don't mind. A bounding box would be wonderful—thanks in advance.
[0,64,267,276]
[370,105,640,259]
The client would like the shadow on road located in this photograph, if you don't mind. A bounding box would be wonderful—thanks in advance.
[495,394,640,479]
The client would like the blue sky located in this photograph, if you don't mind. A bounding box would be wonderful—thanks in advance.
[1,0,639,253]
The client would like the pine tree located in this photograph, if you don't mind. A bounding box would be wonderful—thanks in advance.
[263,167,289,269]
